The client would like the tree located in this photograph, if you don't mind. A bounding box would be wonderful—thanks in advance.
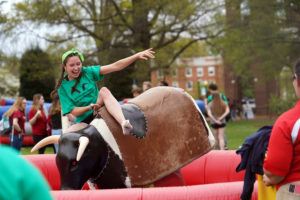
[212,0,292,98]
[9,0,223,99]
[19,47,56,102]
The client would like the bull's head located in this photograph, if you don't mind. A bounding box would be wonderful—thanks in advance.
[31,125,108,190]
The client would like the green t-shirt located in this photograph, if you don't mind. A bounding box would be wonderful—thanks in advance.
[58,65,103,123]
[207,93,228,104]
[0,145,53,200]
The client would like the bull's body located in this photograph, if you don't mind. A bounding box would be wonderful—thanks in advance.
[34,87,214,190]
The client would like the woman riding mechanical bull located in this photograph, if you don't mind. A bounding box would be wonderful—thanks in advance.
[31,48,214,189]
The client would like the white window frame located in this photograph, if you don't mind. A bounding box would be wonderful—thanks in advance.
[197,67,203,77]
[208,66,215,76]
[186,81,193,91]
[185,68,192,77]
[172,81,179,88]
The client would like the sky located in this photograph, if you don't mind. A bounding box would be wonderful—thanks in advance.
[1,0,48,56]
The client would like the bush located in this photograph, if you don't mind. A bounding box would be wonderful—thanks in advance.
[268,93,297,116]
[19,47,56,102]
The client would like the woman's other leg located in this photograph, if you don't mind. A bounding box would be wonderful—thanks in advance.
[218,127,226,150]
[211,128,219,150]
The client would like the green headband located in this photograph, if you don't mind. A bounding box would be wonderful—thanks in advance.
[62,48,84,63]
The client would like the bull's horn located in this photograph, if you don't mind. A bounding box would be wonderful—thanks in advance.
[31,135,60,153]
[76,136,89,161]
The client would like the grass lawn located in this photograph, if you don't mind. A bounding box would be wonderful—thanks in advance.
[20,117,276,155]
[225,118,275,150]
[21,145,54,155]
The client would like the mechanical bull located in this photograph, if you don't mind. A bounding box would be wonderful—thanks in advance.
[32,87,215,190]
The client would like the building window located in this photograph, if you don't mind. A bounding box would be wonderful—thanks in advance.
[197,67,203,77]
[208,66,215,76]
[157,70,163,78]
[197,79,202,85]
[172,81,179,88]
[172,69,178,77]
[185,68,192,77]
[186,81,193,91]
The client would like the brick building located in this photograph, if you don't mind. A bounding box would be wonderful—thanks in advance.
[151,56,280,115]
[151,56,226,99]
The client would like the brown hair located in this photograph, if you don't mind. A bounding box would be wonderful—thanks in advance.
[3,97,26,117]
[210,93,227,117]
[143,81,152,91]
[208,83,218,91]
[32,93,43,111]
[132,87,142,95]
[49,92,61,115]
[50,53,83,98]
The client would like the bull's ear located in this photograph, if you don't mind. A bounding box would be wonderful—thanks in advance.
[31,135,60,153]
[76,136,89,161]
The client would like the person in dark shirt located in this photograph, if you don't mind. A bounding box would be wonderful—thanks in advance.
[48,92,62,153]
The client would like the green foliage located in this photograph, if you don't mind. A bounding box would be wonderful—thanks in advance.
[19,47,56,102]
[10,0,222,95]
[268,93,297,116]
[268,66,297,116]
[211,0,297,98]
[102,48,134,100]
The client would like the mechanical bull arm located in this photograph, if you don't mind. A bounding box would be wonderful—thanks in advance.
[32,87,215,190]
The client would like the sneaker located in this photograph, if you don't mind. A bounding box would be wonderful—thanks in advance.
[122,120,133,135]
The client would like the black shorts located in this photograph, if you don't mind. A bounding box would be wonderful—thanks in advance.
[211,123,226,129]
[81,113,95,124]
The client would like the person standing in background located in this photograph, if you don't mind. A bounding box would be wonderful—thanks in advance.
[131,87,142,98]
[48,92,62,153]
[29,94,49,154]
[206,83,228,104]
[206,93,230,150]
[142,81,152,92]
[206,83,229,149]
[2,97,27,151]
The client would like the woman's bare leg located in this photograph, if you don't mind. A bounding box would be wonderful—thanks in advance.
[218,127,226,150]
[96,87,132,134]
[211,128,219,150]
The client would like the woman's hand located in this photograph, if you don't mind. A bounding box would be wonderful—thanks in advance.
[136,48,155,60]
[36,110,42,118]
[263,174,273,186]
[18,131,25,139]
[90,103,101,112]
[100,48,155,75]
[215,120,222,125]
